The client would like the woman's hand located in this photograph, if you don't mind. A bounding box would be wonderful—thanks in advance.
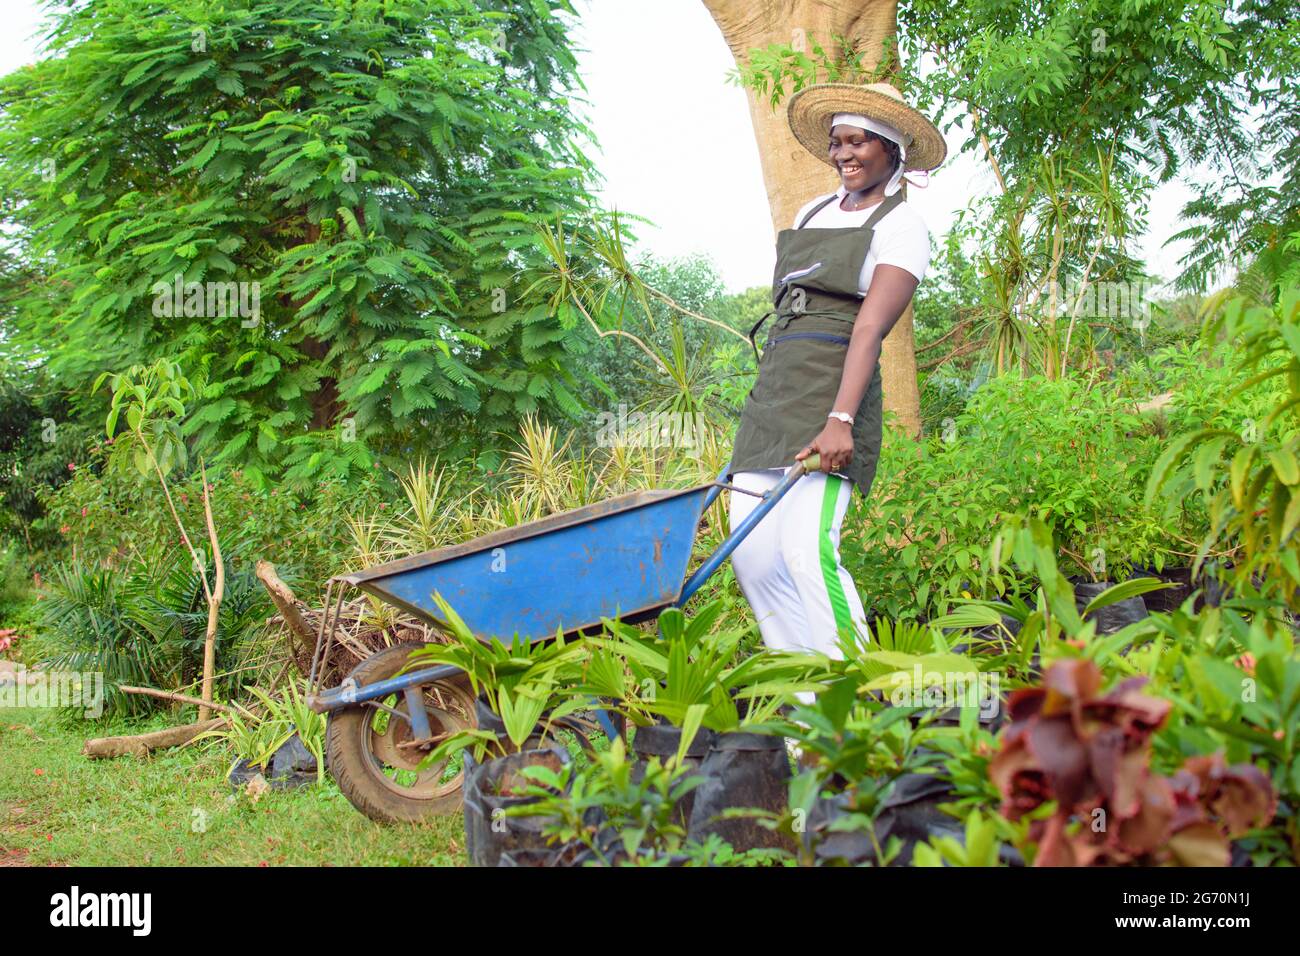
[797,419,853,473]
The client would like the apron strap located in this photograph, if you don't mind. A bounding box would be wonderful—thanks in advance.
[860,189,904,228]
[796,193,841,229]
[757,190,909,360]
[747,309,776,365]
[795,189,904,230]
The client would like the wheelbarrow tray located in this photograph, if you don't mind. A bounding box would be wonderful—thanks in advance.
[342,483,715,642]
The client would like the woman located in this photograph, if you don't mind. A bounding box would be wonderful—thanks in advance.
[728,82,946,664]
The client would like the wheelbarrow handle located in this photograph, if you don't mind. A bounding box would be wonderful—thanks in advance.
[678,455,823,606]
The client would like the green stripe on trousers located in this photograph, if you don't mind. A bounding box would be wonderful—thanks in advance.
[818,474,854,639]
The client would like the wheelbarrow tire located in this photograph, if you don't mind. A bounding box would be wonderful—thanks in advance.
[327,642,474,824]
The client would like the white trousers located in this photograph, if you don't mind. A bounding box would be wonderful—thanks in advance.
[727,468,868,662]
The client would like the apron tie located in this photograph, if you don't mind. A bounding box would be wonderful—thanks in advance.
[747,310,775,365]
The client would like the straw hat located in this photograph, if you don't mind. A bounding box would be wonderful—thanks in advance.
[787,81,947,172]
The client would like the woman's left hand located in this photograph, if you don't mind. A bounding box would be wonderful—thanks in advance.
[796,419,854,473]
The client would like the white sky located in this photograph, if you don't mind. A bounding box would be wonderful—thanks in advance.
[1,0,1197,293]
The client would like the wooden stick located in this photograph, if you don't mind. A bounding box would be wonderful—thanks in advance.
[255,560,317,650]
[82,718,228,759]
[198,458,225,723]
[918,339,984,372]
[915,317,973,354]
[116,685,243,716]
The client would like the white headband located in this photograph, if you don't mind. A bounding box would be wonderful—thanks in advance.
[831,112,909,196]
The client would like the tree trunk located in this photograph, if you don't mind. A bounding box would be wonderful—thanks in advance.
[701,0,923,436]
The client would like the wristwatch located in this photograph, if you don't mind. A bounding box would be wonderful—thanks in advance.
[827,411,854,426]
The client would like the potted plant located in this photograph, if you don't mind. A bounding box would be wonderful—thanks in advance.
[504,736,706,866]
[409,592,592,760]
[410,594,594,866]
[991,658,1276,865]
[199,681,326,790]
[751,673,970,866]
[579,600,830,851]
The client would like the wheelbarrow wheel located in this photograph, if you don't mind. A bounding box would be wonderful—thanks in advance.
[326,642,475,823]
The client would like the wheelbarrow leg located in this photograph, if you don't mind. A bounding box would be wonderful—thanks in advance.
[403,686,433,741]
[592,707,622,743]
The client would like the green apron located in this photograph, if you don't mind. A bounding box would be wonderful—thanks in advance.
[730,190,904,498]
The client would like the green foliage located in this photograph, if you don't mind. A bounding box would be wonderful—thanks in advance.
[568,253,744,423]
[845,374,1180,620]
[32,553,273,718]
[899,0,1298,292]
[0,364,97,555]
[912,810,1006,867]
[198,680,326,781]
[0,0,600,486]
[962,511,1296,863]
[1156,618,1300,865]
[97,359,194,479]
[590,601,829,733]
[728,30,896,106]
[528,215,755,445]
[41,440,385,588]
[412,592,590,760]
[1147,285,1300,610]
[0,544,37,640]
[507,736,706,865]
[746,681,965,866]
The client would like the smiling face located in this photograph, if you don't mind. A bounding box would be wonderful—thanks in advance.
[828,124,898,193]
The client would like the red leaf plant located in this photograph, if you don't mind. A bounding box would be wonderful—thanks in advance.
[990,659,1276,866]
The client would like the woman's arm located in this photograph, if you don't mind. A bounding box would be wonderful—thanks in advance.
[796,264,920,473]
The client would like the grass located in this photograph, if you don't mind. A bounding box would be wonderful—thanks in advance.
[0,707,467,866]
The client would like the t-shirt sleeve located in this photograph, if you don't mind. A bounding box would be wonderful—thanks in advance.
[873,210,931,283]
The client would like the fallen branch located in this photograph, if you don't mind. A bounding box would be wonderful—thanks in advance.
[255,559,317,653]
[82,718,228,760]
[117,685,243,716]
[918,339,984,372]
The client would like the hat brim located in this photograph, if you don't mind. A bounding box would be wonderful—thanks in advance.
[787,84,947,172]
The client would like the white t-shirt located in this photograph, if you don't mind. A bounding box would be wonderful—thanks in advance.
[791,186,931,295]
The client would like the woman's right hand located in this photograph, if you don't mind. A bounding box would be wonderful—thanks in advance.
[796,419,854,473]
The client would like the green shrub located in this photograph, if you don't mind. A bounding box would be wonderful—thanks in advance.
[33,551,275,719]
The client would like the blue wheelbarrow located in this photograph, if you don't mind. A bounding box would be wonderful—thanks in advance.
[307,456,820,822]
